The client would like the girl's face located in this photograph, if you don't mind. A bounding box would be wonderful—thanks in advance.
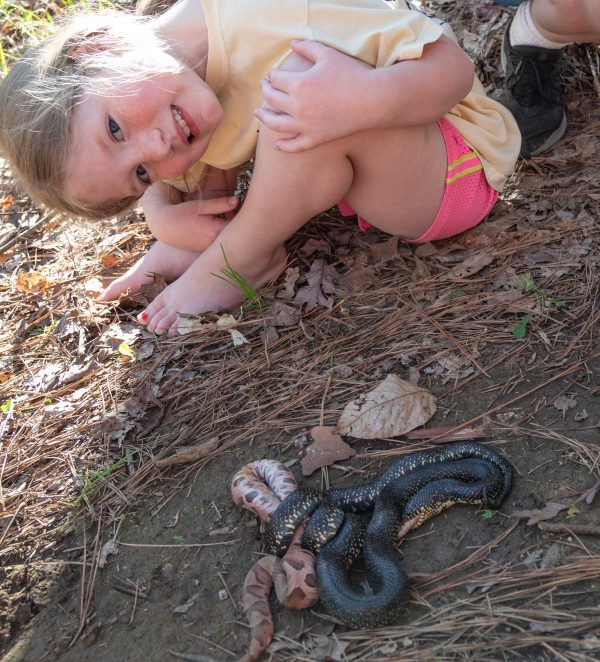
[64,64,223,207]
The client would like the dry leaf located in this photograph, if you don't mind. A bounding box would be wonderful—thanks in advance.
[294,259,337,312]
[553,395,577,418]
[266,301,301,327]
[276,266,300,299]
[139,273,168,302]
[15,271,52,294]
[98,540,119,569]
[450,252,494,278]
[337,374,436,439]
[511,502,569,525]
[301,426,356,476]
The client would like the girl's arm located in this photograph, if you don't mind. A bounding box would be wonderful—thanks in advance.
[256,35,474,152]
[141,166,239,253]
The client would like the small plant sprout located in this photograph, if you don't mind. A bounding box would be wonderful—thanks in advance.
[214,244,261,309]
[481,509,496,521]
[512,314,534,339]
[567,504,580,519]
[446,289,467,303]
[520,273,538,293]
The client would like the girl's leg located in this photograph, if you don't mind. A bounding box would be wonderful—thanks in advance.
[342,121,448,239]
[98,242,201,301]
[343,119,496,243]
[137,120,448,334]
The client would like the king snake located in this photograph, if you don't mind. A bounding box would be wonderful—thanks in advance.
[231,442,512,658]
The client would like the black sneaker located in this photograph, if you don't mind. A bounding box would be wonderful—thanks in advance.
[496,22,567,158]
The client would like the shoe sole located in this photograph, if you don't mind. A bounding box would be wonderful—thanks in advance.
[526,112,567,157]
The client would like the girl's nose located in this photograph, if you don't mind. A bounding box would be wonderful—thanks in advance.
[139,128,171,162]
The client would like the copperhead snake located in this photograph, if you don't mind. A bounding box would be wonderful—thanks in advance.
[230,460,319,662]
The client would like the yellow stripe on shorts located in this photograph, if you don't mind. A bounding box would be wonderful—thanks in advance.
[447,150,478,170]
[445,163,483,185]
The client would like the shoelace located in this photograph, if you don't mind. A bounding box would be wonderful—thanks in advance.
[507,55,563,107]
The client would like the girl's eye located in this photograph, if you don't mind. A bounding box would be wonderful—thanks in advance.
[108,117,123,140]
[136,165,150,185]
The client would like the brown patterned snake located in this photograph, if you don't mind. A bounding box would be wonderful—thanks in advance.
[231,460,319,662]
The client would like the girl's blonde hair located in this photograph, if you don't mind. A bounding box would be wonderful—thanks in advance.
[0,8,182,220]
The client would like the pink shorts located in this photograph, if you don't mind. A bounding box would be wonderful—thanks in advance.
[338,117,499,243]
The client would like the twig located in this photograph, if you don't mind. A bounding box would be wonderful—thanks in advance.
[217,571,237,610]
[118,540,238,549]
[538,522,600,536]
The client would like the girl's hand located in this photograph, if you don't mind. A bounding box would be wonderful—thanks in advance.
[142,182,238,253]
[255,40,373,152]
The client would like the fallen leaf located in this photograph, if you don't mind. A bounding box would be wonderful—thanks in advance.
[576,482,599,505]
[511,502,569,525]
[15,271,52,294]
[300,238,331,256]
[98,540,119,569]
[450,252,495,278]
[369,235,400,264]
[276,266,300,299]
[139,273,168,302]
[100,254,121,267]
[309,634,350,661]
[337,374,437,439]
[540,542,562,569]
[553,395,577,418]
[173,592,201,614]
[294,259,337,312]
[266,301,301,327]
[301,426,356,476]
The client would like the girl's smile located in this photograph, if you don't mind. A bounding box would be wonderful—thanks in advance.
[64,66,223,207]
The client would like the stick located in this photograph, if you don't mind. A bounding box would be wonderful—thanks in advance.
[155,437,219,468]
[538,522,600,536]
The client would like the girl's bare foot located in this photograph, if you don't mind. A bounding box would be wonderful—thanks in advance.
[98,242,200,302]
[138,244,287,334]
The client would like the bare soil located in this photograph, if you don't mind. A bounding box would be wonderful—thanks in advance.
[1,2,600,662]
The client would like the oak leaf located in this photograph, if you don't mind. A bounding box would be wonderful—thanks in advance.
[294,259,337,312]
[301,426,356,476]
[337,374,436,439]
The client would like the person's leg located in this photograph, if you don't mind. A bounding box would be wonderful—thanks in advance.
[137,121,449,333]
[496,0,600,158]
[531,0,600,44]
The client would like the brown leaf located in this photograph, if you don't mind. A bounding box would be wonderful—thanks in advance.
[294,259,337,312]
[266,301,301,327]
[450,252,495,278]
[140,272,168,303]
[369,235,400,264]
[337,374,436,439]
[511,502,569,525]
[15,271,52,294]
[576,482,600,505]
[300,426,356,476]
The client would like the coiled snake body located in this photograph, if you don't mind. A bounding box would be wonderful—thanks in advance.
[263,442,512,628]
[231,443,512,658]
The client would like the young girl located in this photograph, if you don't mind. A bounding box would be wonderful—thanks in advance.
[0,0,520,335]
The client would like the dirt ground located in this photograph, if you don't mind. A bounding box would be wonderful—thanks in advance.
[1,2,600,662]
